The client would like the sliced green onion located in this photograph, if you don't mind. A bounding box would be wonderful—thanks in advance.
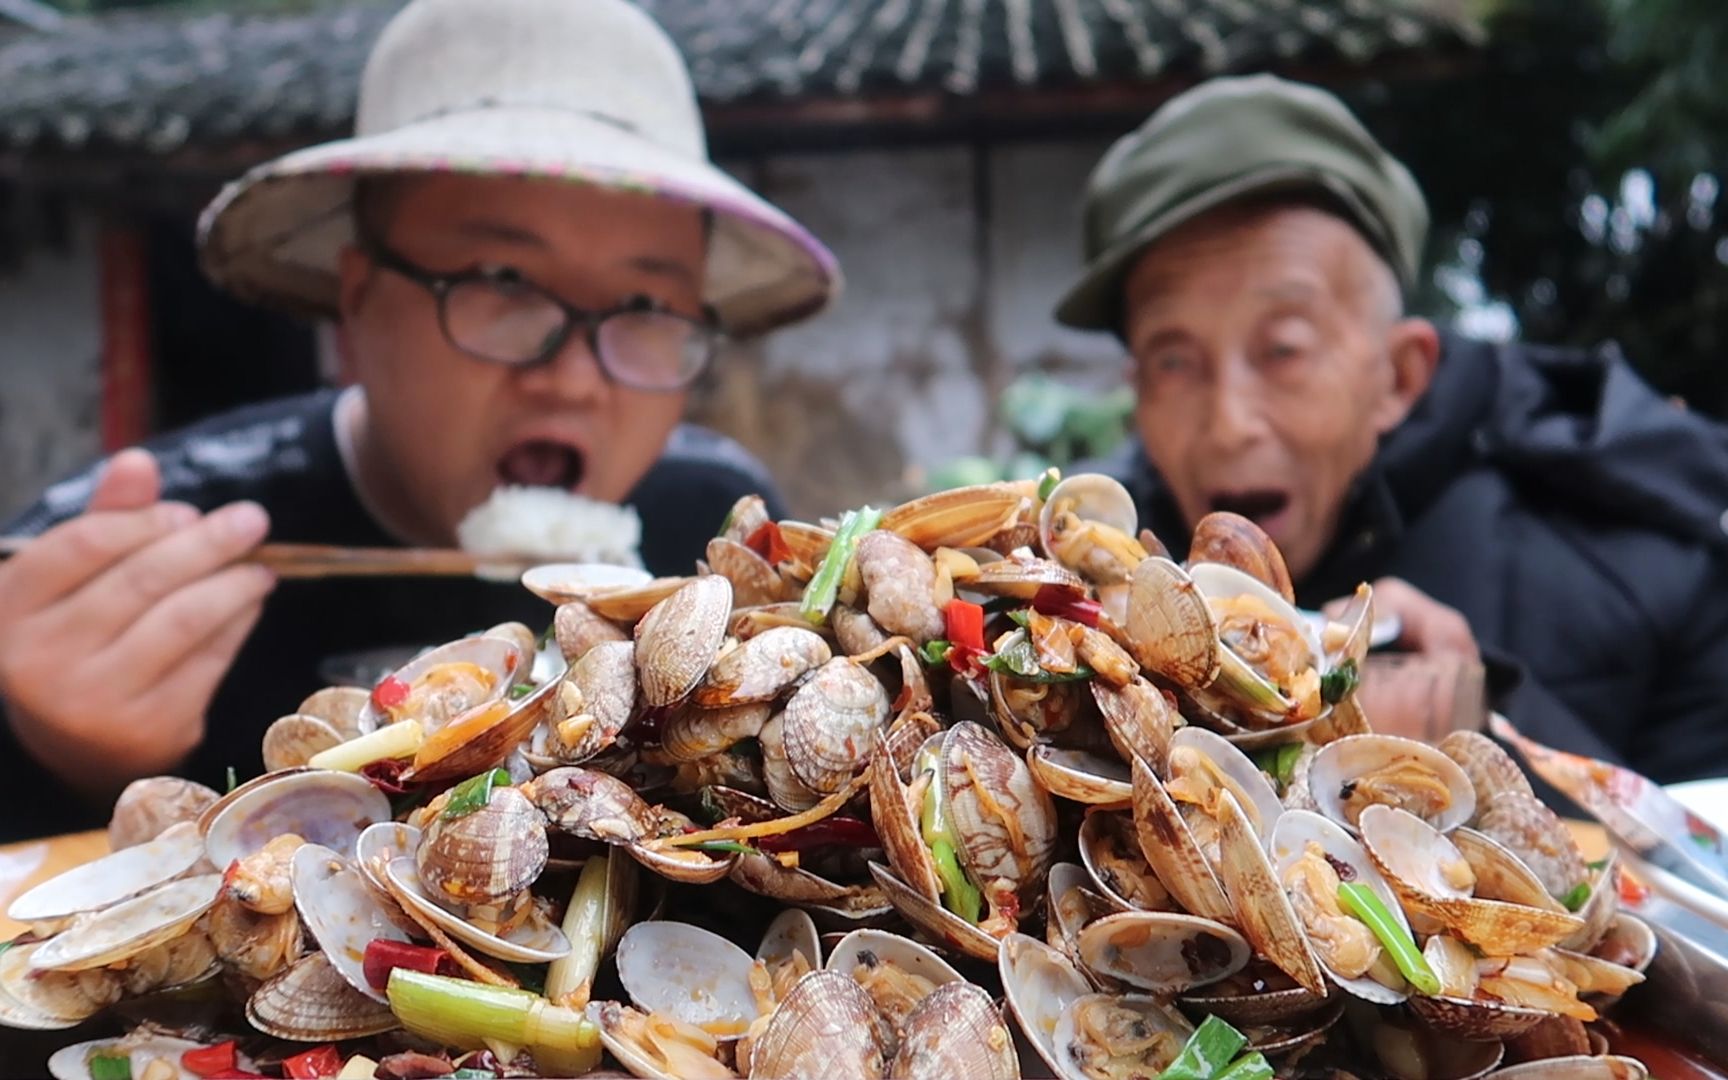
[387,969,600,1075]
[1320,659,1360,705]
[918,639,953,666]
[1037,467,1062,502]
[1252,743,1304,789]
[695,840,757,855]
[443,768,512,821]
[1560,882,1592,911]
[918,748,983,925]
[508,682,535,700]
[1587,857,1610,872]
[1005,608,1032,629]
[88,1053,131,1080]
[982,630,1095,683]
[452,1070,499,1079]
[544,853,612,1006]
[225,766,238,793]
[799,506,883,625]
[716,505,737,539]
[1338,882,1440,995]
[1156,1014,1247,1080]
[1213,1052,1274,1080]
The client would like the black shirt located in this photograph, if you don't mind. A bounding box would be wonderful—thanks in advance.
[0,388,787,841]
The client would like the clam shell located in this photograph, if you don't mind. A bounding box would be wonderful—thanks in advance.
[0,942,121,1028]
[1588,912,1656,974]
[1562,850,1622,953]
[1027,745,1131,805]
[1486,1055,1647,1079]
[354,636,522,733]
[10,820,202,925]
[552,640,638,762]
[107,778,219,851]
[1477,791,1589,898]
[1452,828,1567,913]
[760,908,822,974]
[1075,911,1250,993]
[1242,995,1345,1057]
[1077,812,1171,913]
[634,575,732,707]
[355,821,421,894]
[968,557,1087,599]
[729,850,890,922]
[521,562,653,606]
[1190,511,1295,602]
[615,921,759,1036]
[760,711,823,813]
[203,769,391,870]
[943,721,1057,897]
[409,678,559,784]
[1169,726,1285,844]
[625,836,738,886]
[891,981,1019,1080]
[291,843,413,1002]
[555,599,630,660]
[783,658,890,794]
[1360,805,1584,956]
[1125,556,1219,688]
[869,861,1000,962]
[585,1001,699,1080]
[707,536,789,608]
[1407,993,1552,1041]
[1214,789,1327,997]
[1091,677,1179,774]
[1052,993,1193,1080]
[262,714,344,772]
[989,670,1085,750]
[1310,733,1477,834]
[1046,862,1122,966]
[1177,968,1331,1028]
[297,686,369,738]
[1441,730,1534,813]
[749,969,891,1078]
[660,701,773,763]
[1504,1016,1591,1061]
[246,950,399,1041]
[826,928,964,1032]
[869,731,942,903]
[777,521,837,571]
[695,626,830,707]
[881,482,1030,550]
[527,766,655,842]
[1130,756,1233,923]
[1039,474,1139,561]
[385,856,570,963]
[1270,809,1411,1004]
[416,786,548,906]
[48,1036,210,1080]
[29,875,221,972]
[998,933,1091,1080]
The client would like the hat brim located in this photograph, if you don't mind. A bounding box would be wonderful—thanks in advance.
[197,105,842,336]
[1052,166,1391,333]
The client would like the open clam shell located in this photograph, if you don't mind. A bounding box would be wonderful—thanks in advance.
[1130,757,1232,923]
[1562,849,1622,953]
[262,714,345,772]
[0,942,121,1029]
[614,921,760,1038]
[1177,962,1332,1028]
[1052,993,1195,1080]
[356,821,421,894]
[9,820,203,927]
[354,635,522,734]
[999,933,1093,1080]
[1486,1055,1648,1079]
[47,1036,213,1080]
[633,575,732,707]
[1452,828,1568,913]
[1046,862,1122,968]
[291,843,414,1003]
[108,777,220,851]
[520,562,653,606]
[1168,725,1285,845]
[1214,789,1328,997]
[825,928,964,1030]
[1075,910,1250,993]
[246,950,399,1041]
[1270,809,1411,1004]
[1027,745,1131,805]
[1476,791,1590,900]
[1441,730,1534,814]
[1310,733,1477,835]
[29,875,221,972]
[1125,555,1220,689]
[892,980,1019,1080]
[1038,473,1144,584]
[1077,810,1173,913]
[944,721,1058,904]
[407,677,559,784]
[868,860,1001,962]
[1189,510,1294,603]
[1408,993,1554,1041]
[1188,561,1326,723]
[748,969,891,1080]
[384,857,569,963]
[882,481,1031,551]
[1092,677,1179,774]
[203,769,391,870]
[1587,912,1657,975]
[1359,805,1584,956]
[760,908,822,975]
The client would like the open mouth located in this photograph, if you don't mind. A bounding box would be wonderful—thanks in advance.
[497,438,587,491]
[1208,490,1291,528]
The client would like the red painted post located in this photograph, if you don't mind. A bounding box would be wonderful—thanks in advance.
[98,223,153,452]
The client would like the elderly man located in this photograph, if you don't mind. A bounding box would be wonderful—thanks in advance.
[1058,74,1728,782]
[0,0,838,837]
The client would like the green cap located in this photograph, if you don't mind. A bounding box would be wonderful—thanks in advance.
[1055,74,1429,332]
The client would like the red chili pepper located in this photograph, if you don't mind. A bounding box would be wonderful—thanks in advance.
[945,599,986,653]
[745,521,793,566]
[364,938,456,991]
[756,817,882,854]
[1031,585,1103,628]
[181,1041,239,1078]
[372,674,410,711]
[948,644,989,678]
[282,1045,345,1079]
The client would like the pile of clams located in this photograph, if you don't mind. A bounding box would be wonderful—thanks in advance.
[6,476,1660,1079]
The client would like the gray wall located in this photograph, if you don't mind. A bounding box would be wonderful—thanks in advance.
[0,136,1131,524]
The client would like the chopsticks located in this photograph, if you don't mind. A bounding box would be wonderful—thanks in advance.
[0,536,543,581]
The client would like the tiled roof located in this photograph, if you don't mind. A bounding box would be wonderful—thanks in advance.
[0,0,1478,154]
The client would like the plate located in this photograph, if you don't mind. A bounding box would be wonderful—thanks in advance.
[1669,779,1728,836]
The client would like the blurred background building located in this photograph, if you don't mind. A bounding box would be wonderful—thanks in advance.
[0,0,1722,521]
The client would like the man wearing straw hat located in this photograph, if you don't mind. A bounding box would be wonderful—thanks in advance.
[0,0,839,838]
[1058,74,1728,783]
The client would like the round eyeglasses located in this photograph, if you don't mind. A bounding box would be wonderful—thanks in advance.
[358,232,722,391]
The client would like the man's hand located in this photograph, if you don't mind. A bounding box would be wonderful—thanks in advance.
[0,449,276,798]
[1325,577,1485,740]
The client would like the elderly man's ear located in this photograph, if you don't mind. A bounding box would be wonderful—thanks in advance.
[1373,317,1442,436]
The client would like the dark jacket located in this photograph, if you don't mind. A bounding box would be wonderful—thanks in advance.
[1099,332,1728,783]
[0,389,787,841]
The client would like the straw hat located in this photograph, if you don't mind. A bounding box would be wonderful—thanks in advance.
[197,0,841,336]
